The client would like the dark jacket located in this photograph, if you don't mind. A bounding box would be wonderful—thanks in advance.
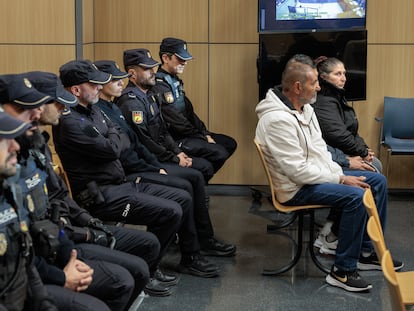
[97,98,161,174]
[152,68,209,141]
[116,82,182,163]
[52,104,129,195]
[314,79,368,157]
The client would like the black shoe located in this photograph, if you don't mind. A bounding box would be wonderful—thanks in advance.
[200,237,237,257]
[325,266,372,292]
[177,253,219,278]
[144,278,172,297]
[357,252,404,271]
[154,268,179,286]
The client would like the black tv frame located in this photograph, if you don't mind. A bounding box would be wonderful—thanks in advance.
[259,0,367,33]
[257,29,367,102]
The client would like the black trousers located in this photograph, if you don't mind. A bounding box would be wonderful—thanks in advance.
[89,181,199,259]
[46,285,110,311]
[128,166,215,241]
[178,132,237,173]
[47,258,134,311]
[76,242,150,308]
[161,164,215,241]
[109,225,160,272]
[189,156,215,182]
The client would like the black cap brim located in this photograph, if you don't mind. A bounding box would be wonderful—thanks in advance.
[88,70,112,85]
[0,112,31,139]
[175,51,193,61]
[55,84,78,107]
[13,93,53,109]
[139,59,161,68]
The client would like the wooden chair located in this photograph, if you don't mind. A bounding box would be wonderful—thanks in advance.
[363,188,382,234]
[367,216,414,309]
[366,216,386,265]
[253,139,330,275]
[382,250,414,310]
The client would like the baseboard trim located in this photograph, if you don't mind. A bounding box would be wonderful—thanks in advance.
[206,184,268,196]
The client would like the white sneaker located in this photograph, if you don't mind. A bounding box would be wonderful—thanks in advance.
[320,221,333,236]
[319,235,338,255]
[313,233,324,248]
[314,221,333,249]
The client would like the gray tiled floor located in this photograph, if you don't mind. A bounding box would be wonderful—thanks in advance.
[138,190,414,311]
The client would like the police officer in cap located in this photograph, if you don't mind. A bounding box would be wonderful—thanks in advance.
[152,37,237,176]
[53,60,220,278]
[0,109,57,311]
[1,72,137,311]
[116,50,215,183]
[26,70,172,298]
[97,60,236,257]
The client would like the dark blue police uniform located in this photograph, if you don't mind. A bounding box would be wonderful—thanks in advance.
[97,98,215,243]
[116,82,215,182]
[153,68,237,174]
[16,132,135,311]
[52,103,202,261]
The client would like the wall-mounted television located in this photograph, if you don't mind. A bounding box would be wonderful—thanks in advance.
[257,30,367,101]
[259,0,367,33]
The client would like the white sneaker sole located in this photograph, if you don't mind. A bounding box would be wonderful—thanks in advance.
[320,246,336,256]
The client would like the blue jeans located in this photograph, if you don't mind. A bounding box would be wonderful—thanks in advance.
[284,171,387,271]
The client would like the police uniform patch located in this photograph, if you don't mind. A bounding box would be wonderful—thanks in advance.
[132,111,143,124]
[20,221,28,232]
[26,194,35,213]
[164,92,174,104]
[0,233,7,256]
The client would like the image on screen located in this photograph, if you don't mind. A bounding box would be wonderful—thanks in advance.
[259,0,367,32]
[276,0,366,21]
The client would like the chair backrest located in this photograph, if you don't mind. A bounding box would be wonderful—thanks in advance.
[383,97,414,142]
[366,216,386,261]
[253,138,326,213]
[363,188,383,235]
[382,250,406,311]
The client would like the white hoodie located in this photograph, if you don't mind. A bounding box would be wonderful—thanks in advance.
[255,88,343,203]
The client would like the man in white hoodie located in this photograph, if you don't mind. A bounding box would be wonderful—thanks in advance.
[255,55,397,293]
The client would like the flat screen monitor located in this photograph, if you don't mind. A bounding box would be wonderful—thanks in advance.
[257,30,367,101]
[259,0,367,33]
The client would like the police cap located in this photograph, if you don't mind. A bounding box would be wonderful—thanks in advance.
[59,60,112,87]
[123,49,160,69]
[25,71,78,107]
[160,37,193,61]
[94,60,130,80]
[0,109,31,139]
[0,74,53,109]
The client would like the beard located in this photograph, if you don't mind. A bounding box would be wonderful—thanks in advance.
[15,127,45,161]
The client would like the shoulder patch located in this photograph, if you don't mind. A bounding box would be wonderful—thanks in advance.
[128,93,136,98]
[132,111,143,124]
[62,108,72,116]
[164,92,174,104]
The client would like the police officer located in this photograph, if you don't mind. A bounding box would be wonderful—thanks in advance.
[1,73,137,311]
[152,37,237,174]
[53,60,220,278]
[101,59,236,257]
[26,70,173,297]
[0,111,57,311]
[116,49,215,183]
